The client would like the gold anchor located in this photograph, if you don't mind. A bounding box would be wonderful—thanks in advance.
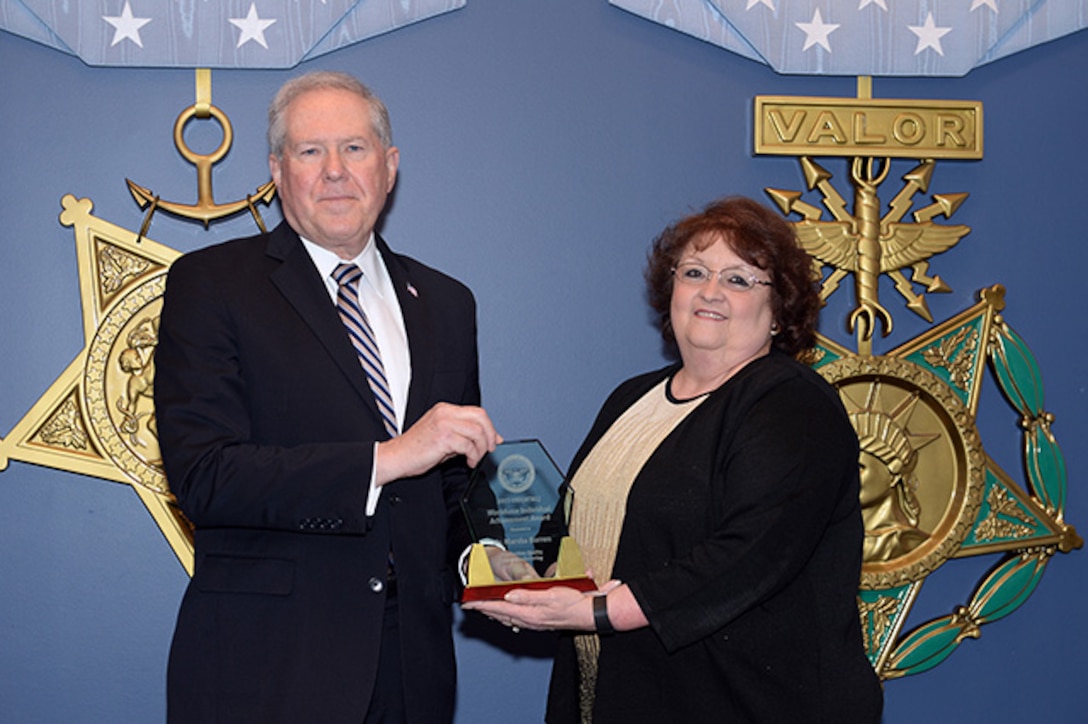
[127,69,275,241]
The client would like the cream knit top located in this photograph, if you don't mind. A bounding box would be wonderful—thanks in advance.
[568,377,708,722]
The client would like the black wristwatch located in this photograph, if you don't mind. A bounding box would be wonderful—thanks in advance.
[593,594,616,635]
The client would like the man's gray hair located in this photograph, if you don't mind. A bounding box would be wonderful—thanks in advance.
[267,71,393,157]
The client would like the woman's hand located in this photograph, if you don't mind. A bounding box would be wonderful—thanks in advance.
[463,585,596,632]
[463,579,629,633]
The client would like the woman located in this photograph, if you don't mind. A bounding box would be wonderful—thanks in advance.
[465,197,883,723]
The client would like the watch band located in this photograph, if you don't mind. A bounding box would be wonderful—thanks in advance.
[593,594,616,635]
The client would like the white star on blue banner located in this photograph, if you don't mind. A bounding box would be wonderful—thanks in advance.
[2,1,1085,73]
[611,0,1088,76]
[0,0,465,68]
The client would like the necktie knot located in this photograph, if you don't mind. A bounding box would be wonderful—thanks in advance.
[333,262,363,289]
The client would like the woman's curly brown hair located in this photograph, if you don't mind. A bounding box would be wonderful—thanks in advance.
[645,196,820,358]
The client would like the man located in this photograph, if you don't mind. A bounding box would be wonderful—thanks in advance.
[155,71,501,723]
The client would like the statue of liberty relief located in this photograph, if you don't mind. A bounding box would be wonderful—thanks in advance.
[850,387,940,564]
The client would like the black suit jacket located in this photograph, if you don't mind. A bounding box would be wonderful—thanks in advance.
[155,221,480,723]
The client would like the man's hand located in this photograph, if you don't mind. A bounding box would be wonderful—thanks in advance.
[375,402,501,485]
[487,547,540,582]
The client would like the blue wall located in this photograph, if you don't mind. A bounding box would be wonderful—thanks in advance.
[1,1,1085,721]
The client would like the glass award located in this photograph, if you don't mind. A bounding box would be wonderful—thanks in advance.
[460,439,596,602]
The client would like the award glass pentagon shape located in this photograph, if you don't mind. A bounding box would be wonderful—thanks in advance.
[460,439,595,602]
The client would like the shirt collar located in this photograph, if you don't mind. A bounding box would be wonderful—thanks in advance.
[300,231,393,302]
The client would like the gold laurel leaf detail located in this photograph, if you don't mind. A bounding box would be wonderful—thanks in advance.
[32,394,89,451]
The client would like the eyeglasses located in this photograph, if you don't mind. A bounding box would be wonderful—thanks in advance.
[672,262,773,292]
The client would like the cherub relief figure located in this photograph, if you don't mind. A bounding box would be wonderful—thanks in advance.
[116,316,159,447]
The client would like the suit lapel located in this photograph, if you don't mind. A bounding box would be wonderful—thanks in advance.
[377,235,435,429]
[266,223,387,431]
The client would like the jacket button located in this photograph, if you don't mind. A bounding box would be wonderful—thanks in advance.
[368,577,385,594]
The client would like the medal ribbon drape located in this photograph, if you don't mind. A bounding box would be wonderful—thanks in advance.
[332,262,398,438]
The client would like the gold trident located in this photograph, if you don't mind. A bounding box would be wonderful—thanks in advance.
[849,155,894,342]
[127,69,275,242]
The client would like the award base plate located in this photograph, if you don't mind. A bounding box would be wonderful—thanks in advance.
[462,575,597,603]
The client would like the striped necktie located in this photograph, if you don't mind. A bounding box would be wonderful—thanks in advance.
[332,263,398,438]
